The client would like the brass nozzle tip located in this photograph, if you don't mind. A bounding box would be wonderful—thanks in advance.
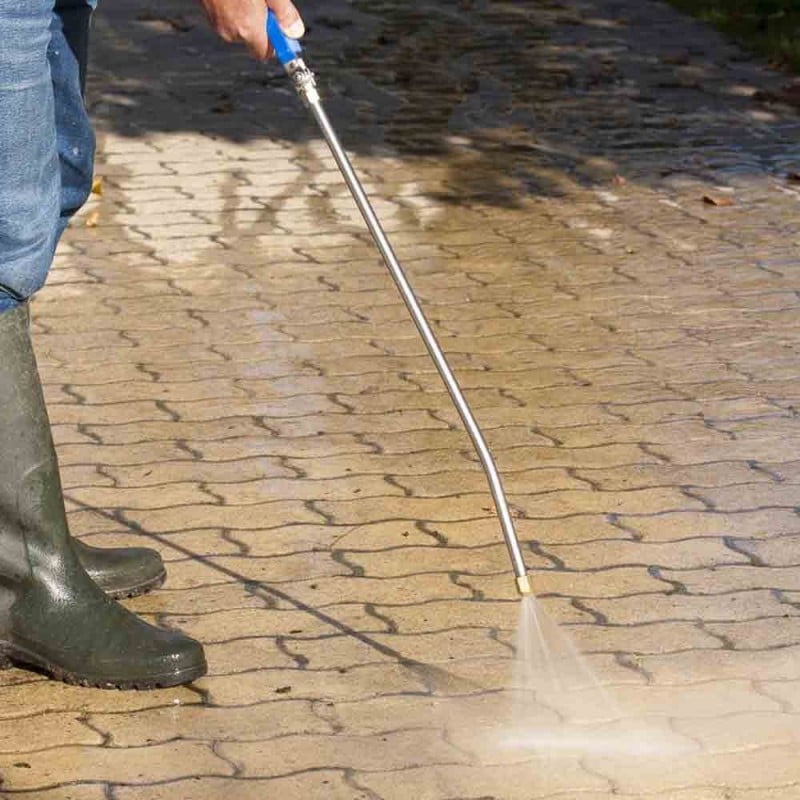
[515,574,533,596]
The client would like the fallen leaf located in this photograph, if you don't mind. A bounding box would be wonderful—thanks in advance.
[702,194,735,207]
[91,176,103,196]
[612,174,627,186]
[85,210,100,227]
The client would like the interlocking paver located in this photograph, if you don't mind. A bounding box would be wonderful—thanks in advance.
[2,0,800,796]
[201,663,428,707]
[355,762,611,799]
[672,710,800,752]
[660,565,800,594]
[92,700,335,746]
[584,743,800,795]
[0,713,104,754]
[638,646,800,686]
[588,588,795,625]
[114,773,358,800]
[547,537,750,571]
[0,741,232,792]
[646,502,800,530]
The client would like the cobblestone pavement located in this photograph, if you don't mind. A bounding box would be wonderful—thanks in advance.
[2,0,800,797]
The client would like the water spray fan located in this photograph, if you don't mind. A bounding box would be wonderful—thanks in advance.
[267,12,533,596]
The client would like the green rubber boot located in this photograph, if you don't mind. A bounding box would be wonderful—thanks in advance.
[0,304,206,689]
[74,538,167,599]
[11,305,167,599]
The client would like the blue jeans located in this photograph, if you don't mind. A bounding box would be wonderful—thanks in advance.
[0,0,96,313]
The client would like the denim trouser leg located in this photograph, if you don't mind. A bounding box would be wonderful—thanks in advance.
[0,0,96,314]
[51,0,97,237]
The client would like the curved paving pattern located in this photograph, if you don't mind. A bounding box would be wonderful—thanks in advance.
[2,0,800,797]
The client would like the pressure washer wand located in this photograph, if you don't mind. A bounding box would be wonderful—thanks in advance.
[267,13,532,596]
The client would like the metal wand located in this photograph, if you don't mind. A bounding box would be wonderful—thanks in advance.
[266,12,532,596]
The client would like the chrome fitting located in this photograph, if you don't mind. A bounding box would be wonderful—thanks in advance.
[285,58,320,107]
[515,574,533,596]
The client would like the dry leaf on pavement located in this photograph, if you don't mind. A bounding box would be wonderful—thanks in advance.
[702,194,735,207]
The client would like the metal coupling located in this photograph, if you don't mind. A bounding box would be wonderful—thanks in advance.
[285,58,320,106]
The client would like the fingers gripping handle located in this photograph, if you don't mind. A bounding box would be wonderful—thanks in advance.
[266,10,302,65]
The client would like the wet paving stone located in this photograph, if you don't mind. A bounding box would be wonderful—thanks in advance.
[2,0,800,796]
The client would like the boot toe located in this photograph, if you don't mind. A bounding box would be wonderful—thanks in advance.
[140,628,207,688]
[8,578,207,690]
[74,539,167,598]
[86,626,207,690]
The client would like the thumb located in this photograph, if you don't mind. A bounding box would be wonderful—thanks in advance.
[267,0,305,39]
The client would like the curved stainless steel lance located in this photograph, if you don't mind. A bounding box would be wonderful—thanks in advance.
[268,13,532,596]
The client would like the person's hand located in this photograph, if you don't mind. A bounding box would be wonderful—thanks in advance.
[198,0,304,60]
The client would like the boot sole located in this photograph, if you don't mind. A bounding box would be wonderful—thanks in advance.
[104,567,167,600]
[0,640,206,690]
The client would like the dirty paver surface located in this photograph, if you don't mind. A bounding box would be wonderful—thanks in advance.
[2,0,800,797]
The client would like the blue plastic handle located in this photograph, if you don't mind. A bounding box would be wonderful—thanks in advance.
[266,9,302,65]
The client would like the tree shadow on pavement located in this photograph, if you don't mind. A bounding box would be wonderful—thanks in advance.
[89,0,799,211]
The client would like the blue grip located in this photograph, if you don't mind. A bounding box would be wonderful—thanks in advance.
[266,9,302,65]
